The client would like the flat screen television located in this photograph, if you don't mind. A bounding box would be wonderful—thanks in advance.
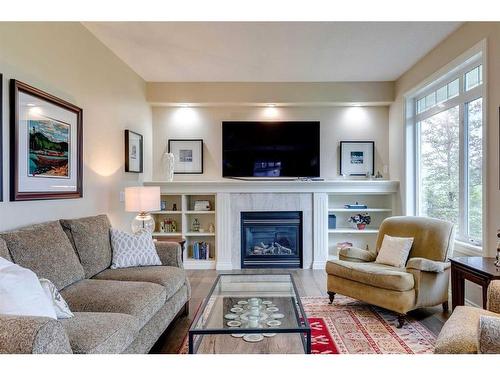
[222,121,320,178]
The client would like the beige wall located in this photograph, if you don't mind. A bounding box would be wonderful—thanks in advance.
[0,23,152,231]
[152,105,390,181]
[389,22,500,260]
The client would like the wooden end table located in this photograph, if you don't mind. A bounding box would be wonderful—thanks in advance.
[450,257,500,310]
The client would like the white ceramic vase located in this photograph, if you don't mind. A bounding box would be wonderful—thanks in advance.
[164,152,175,182]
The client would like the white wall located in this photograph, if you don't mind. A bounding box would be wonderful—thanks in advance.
[0,23,151,231]
[152,105,390,181]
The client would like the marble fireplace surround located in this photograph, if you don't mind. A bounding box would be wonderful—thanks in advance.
[229,193,313,269]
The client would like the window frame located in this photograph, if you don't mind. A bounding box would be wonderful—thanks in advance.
[404,41,487,251]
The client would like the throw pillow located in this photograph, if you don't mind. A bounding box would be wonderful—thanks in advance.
[0,257,57,319]
[110,229,162,269]
[39,278,74,319]
[375,234,414,268]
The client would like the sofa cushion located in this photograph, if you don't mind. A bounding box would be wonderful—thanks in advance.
[435,306,500,354]
[61,312,138,354]
[0,221,85,290]
[93,266,187,300]
[0,238,12,262]
[60,279,166,328]
[326,259,415,292]
[60,215,112,278]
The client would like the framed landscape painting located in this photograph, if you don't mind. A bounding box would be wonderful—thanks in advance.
[339,141,375,176]
[124,130,143,173]
[10,80,83,201]
[168,139,204,174]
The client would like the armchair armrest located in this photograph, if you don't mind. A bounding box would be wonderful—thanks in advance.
[406,257,450,273]
[155,241,184,269]
[338,247,376,263]
[0,314,71,354]
[478,315,500,353]
[487,280,500,314]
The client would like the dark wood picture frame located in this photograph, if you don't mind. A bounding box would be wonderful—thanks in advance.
[339,141,375,176]
[124,130,143,173]
[10,80,83,201]
[168,139,204,174]
[0,73,3,202]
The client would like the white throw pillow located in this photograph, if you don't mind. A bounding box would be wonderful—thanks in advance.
[375,234,414,268]
[39,278,74,319]
[110,229,162,269]
[0,257,57,319]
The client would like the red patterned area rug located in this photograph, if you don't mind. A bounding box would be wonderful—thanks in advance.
[178,295,436,354]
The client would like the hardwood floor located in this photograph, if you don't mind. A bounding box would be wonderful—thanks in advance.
[150,269,450,354]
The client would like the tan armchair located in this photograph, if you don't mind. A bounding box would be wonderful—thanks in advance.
[325,216,455,327]
[435,280,500,354]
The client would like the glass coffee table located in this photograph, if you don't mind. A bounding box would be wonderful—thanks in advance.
[189,273,311,354]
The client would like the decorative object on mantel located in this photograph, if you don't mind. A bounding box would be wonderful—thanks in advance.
[168,139,203,174]
[339,141,375,177]
[124,186,160,234]
[10,79,83,201]
[344,202,368,209]
[374,171,384,179]
[194,200,211,211]
[163,151,175,181]
[124,130,143,173]
[348,213,371,230]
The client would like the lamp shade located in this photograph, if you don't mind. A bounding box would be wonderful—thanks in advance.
[124,186,161,213]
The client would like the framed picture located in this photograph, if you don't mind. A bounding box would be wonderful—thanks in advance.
[0,73,3,202]
[339,141,375,176]
[168,139,203,174]
[10,80,83,201]
[124,130,143,173]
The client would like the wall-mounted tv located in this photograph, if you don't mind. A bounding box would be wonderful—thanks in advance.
[222,121,320,178]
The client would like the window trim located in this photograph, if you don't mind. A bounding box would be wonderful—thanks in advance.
[403,39,487,251]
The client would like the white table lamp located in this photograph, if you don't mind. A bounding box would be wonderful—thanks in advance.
[125,186,160,233]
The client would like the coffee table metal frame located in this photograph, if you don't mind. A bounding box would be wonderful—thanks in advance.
[188,273,311,354]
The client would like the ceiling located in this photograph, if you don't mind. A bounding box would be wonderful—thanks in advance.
[84,22,462,82]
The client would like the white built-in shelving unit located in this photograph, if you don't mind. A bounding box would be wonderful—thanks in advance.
[151,193,217,269]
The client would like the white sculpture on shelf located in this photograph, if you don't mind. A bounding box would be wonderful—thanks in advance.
[164,152,175,182]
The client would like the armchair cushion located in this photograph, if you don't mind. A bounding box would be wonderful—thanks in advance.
[478,315,500,354]
[406,257,450,273]
[338,247,376,262]
[487,280,500,314]
[326,260,414,292]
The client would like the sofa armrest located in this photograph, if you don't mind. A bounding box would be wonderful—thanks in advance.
[478,315,500,353]
[406,257,450,273]
[0,314,72,354]
[487,280,500,314]
[155,241,184,269]
[338,247,376,263]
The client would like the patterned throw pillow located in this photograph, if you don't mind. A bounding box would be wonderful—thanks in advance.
[110,229,162,269]
[39,278,74,319]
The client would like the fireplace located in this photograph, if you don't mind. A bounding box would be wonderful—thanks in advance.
[241,211,302,268]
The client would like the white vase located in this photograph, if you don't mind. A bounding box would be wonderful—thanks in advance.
[164,152,175,182]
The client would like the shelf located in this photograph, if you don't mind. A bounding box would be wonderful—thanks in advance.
[152,232,182,237]
[328,208,392,213]
[153,211,183,214]
[185,210,216,214]
[328,228,379,234]
[183,259,216,270]
[185,232,216,237]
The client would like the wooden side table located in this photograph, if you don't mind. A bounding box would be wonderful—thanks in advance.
[450,257,500,310]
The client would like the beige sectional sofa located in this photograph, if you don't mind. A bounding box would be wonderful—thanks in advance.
[0,215,190,354]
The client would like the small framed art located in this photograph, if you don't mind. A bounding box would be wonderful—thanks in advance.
[339,141,375,176]
[125,130,143,173]
[10,80,83,201]
[168,139,204,174]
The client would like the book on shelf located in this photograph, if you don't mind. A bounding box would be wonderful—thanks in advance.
[191,241,211,260]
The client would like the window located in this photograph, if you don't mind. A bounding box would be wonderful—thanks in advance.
[410,55,484,247]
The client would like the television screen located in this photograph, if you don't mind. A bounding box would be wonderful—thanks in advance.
[222,121,320,178]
